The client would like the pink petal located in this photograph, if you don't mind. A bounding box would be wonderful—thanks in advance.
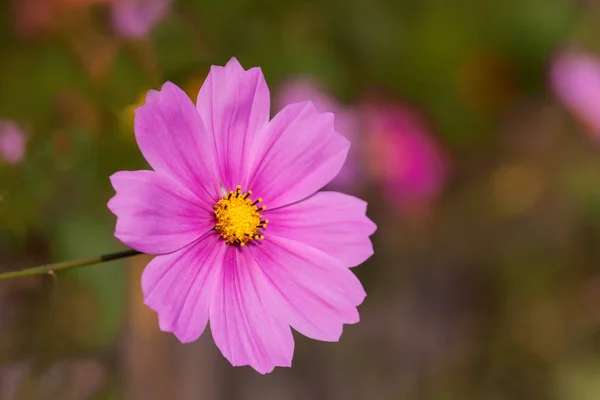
[248,102,350,209]
[111,0,171,38]
[264,191,376,268]
[275,78,363,190]
[551,51,600,139]
[0,122,27,165]
[210,246,294,374]
[196,58,270,190]
[135,82,220,204]
[250,236,366,342]
[142,233,225,343]
[108,170,214,254]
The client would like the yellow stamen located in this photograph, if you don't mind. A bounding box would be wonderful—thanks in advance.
[214,186,268,245]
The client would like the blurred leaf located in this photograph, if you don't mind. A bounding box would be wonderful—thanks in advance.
[52,212,125,348]
[0,43,91,126]
[154,15,201,78]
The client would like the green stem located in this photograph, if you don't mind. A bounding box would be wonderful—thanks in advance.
[0,249,142,281]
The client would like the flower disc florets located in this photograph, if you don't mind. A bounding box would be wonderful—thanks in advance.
[214,185,268,246]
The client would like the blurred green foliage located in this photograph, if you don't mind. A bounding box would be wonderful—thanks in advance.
[1,0,600,399]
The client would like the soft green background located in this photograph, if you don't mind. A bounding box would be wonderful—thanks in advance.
[1,1,600,399]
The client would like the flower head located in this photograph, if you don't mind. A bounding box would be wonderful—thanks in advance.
[275,78,362,190]
[0,121,27,165]
[108,58,376,374]
[551,51,600,142]
[111,0,171,38]
[363,102,449,216]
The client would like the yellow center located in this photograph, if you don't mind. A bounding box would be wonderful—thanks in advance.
[214,185,268,246]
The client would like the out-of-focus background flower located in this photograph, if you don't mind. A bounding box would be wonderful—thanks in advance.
[1,0,600,399]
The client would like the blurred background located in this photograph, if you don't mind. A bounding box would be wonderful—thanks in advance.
[2,0,600,399]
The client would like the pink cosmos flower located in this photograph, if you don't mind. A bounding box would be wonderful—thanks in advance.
[108,58,376,374]
[111,0,171,38]
[0,122,26,165]
[363,102,449,216]
[275,78,362,190]
[551,51,600,141]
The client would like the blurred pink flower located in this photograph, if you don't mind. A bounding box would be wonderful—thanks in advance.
[111,0,171,38]
[551,51,600,141]
[363,102,449,215]
[0,122,27,165]
[275,78,363,190]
